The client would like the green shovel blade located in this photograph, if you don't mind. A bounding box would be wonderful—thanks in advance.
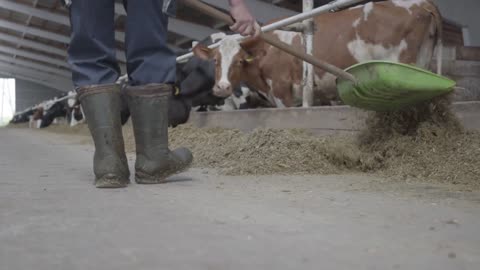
[337,61,456,111]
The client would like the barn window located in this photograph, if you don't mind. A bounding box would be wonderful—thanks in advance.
[0,78,16,127]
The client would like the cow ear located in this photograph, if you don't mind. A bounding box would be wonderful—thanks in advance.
[240,36,265,58]
[241,36,262,49]
[193,44,214,60]
[244,52,265,63]
[244,48,266,64]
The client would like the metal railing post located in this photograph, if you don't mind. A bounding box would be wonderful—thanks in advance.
[302,0,315,107]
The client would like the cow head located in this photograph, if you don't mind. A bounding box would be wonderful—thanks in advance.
[193,36,265,97]
[32,107,44,120]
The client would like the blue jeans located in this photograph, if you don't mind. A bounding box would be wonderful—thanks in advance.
[68,0,176,87]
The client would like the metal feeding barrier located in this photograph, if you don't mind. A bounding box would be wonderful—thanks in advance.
[14,0,364,116]
[176,0,364,63]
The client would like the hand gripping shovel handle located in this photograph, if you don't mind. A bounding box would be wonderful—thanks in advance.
[182,0,357,83]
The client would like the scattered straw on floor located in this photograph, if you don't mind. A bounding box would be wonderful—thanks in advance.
[15,96,480,188]
[38,123,91,137]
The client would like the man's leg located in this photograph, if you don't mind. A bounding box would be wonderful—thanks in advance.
[124,0,176,85]
[124,0,192,184]
[68,0,129,188]
[68,0,120,87]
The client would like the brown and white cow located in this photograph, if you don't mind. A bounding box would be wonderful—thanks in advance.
[193,0,443,107]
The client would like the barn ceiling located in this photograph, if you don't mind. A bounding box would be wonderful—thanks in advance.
[0,0,301,91]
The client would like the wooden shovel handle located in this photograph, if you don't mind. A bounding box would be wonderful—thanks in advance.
[182,0,357,83]
[260,35,357,82]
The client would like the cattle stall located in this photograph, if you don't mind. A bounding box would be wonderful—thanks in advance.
[12,0,480,130]
[13,0,365,121]
[187,41,480,133]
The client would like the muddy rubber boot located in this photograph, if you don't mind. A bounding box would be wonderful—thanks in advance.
[77,84,130,188]
[126,84,193,184]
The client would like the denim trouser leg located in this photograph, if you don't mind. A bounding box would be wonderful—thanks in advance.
[125,0,176,86]
[68,0,119,88]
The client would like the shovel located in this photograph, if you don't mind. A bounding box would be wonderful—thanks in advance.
[182,0,455,111]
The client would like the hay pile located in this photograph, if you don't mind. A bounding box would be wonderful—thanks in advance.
[28,97,480,188]
[165,97,479,187]
[167,127,340,175]
[332,97,480,186]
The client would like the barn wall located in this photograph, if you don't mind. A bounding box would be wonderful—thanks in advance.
[15,79,64,112]
[433,0,480,46]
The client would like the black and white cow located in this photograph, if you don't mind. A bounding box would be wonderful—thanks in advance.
[40,101,68,128]
[10,109,34,124]
[65,92,86,126]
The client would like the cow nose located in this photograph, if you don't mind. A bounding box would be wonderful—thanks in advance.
[218,81,231,91]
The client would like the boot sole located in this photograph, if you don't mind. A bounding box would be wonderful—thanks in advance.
[135,164,191,185]
[95,174,130,188]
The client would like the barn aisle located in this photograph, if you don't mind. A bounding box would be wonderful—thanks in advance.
[1,127,479,270]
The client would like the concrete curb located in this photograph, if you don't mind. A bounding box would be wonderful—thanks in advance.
[188,101,480,134]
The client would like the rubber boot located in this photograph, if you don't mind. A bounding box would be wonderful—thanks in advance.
[77,84,130,188]
[126,84,193,184]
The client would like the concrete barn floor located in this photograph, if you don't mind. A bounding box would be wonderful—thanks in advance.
[1,127,480,270]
